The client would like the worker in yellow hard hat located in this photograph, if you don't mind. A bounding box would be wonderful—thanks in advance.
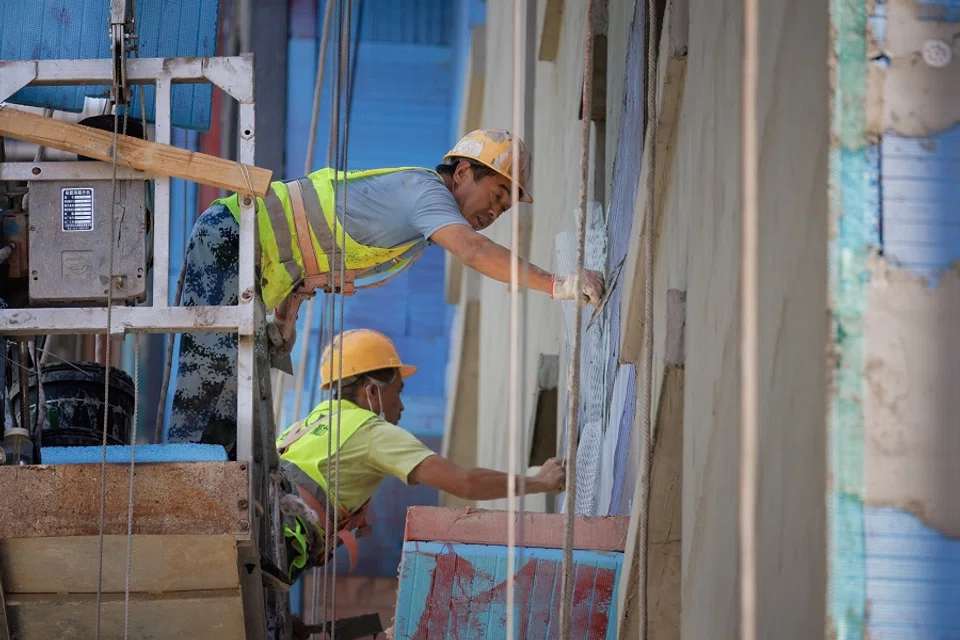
[168,129,604,457]
[273,328,567,585]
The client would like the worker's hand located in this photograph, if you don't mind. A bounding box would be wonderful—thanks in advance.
[265,312,296,354]
[551,270,605,307]
[266,312,297,374]
[534,457,567,494]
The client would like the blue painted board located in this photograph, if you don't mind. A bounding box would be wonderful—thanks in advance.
[1,0,220,131]
[394,541,622,640]
[866,508,960,638]
[881,126,960,285]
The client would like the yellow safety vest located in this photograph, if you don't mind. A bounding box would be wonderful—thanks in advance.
[276,399,376,496]
[216,166,437,310]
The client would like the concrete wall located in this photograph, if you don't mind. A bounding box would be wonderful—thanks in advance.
[653,0,828,635]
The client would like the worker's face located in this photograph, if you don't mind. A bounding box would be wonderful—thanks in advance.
[363,375,405,424]
[452,161,514,232]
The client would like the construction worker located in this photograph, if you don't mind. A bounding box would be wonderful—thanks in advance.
[274,328,567,584]
[167,129,605,455]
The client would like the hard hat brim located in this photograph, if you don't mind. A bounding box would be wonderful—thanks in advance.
[320,363,418,390]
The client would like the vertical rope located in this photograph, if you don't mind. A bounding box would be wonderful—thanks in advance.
[506,1,525,637]
[636,0,661,636]
[331,2,353,634]
[292,0,335,426]
[95,97,129,640]
[124,333,140,638]
[739,0,760,635]
[322,0,348,627]
[558,1,594,637]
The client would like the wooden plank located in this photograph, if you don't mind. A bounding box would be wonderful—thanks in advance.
[6,590,245,640]
[404,507,630,552]
[617,290,686,639]
[538,0,565,62]
[0,106,272,197]
[620,0,689,364]
[0,462,249,538]
[1,535,239,595]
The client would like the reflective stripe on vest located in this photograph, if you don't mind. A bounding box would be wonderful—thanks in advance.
[275,399,376,500]
[216,166,438,310]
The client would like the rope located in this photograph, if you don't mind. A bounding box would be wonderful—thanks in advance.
[739,0,760,635]
[506,0,526,637]
[636,0,661,635]
[322,0,349,628]
[124,332,140,638]
[558,1,594,636]
[95,85,130,640]
[293,0,335,429]
[331,1,354,632]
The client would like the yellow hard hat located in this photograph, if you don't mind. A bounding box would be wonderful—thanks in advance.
[319,329,418,390]
[444,128,533,203]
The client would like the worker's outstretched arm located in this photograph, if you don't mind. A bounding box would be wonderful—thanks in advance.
[408,455,566,501]
[431,225,605,307]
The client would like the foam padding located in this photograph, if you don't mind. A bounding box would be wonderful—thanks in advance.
[41,444,228,465]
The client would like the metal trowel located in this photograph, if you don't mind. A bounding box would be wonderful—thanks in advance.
[587,258,625,329]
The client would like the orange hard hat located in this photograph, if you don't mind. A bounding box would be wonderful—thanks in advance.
[444,128,533,203]
[319,329,418,390]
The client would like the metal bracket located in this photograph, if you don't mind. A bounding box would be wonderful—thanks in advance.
[0,61,37,104]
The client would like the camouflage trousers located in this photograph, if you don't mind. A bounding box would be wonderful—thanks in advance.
[167,203,259,457]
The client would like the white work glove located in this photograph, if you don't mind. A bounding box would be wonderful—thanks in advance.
[551,270,605,308]
[266,312,296,374]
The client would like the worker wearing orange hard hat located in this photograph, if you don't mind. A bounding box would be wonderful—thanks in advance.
[169,129,604,457]
[273,329,568,584]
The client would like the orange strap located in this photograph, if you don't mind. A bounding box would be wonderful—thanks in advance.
[294,485,371,573]
[288,180,322,280]
[276,181,358,342]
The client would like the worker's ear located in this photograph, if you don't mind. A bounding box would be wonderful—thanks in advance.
[453,160,471,188]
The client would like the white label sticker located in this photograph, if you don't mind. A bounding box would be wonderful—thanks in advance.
[61,187,94,232]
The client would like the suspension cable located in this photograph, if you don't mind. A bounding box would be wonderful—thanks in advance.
[558,1,594,636]
[292,0,335,429]
[322,0,349,628]
[95,62,131,640]
[739,0,760,635]
[506,0,526,637]
[124,332,141,639]
[331,1,354,632]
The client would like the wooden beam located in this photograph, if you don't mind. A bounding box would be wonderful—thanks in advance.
[619,0,689,364]
[538,0,565,62]
[617,290,686,639]
[0,106,272,197]
[404,507,630,552]
[1,536,239,595]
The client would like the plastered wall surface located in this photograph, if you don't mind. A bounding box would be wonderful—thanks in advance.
[668,0,828,636]
[472,1,634,508]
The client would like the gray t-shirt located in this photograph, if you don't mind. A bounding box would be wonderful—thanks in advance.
[333,169,470,249]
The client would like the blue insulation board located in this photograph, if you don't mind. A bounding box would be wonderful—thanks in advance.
[1,0,220,131]
[41,443,227,464]
[394,542,622,640]
[881,126,960,286]
[866,508,960,638]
